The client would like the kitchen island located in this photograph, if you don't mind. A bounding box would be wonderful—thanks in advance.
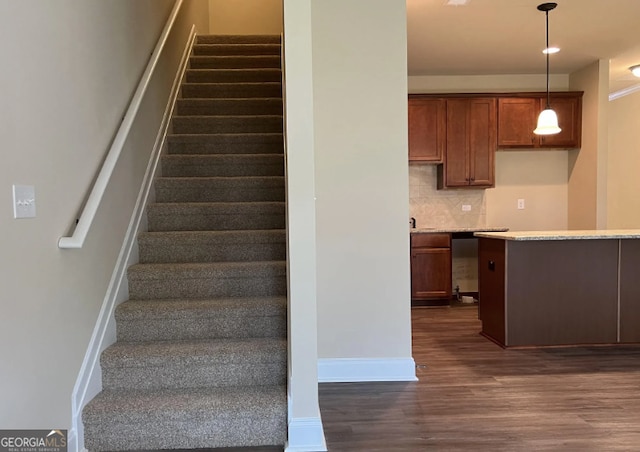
[475,230,640,347]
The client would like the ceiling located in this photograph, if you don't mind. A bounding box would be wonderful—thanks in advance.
[407,0,640,94]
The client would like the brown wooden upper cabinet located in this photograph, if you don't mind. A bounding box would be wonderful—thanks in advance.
[408,98,446,162]
[497,93,582,149]
[438,98,497,188]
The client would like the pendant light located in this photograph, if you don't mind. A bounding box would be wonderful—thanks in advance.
[534,2,561,135]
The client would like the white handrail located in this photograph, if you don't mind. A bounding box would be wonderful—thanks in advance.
[58,0,184,249]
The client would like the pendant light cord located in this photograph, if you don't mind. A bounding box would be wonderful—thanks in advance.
[545,10,550,109]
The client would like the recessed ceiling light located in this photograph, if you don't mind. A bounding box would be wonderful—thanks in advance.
[543,47,560,54]
[446,0,470,6]
[630,65,640,77]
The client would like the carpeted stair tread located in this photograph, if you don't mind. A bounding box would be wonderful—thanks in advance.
[100,338,286,390]
[167,133,283,154]
[116,296,286,322]
[181,82,281,99]
[115,297,287,342]
[83,385,287,450]
[154,176,285,203]
[127,261,287,300]
[171,115,283,134]
[197,35,281,45]
[189,55,281,70]
[161,154,284,177]
[193,44,281,56]
[128,260,286,280]
[185,68,281,83]
[147,201,285,232]
[102,337,286,368]
[176,98,283,116]
[138,229,286,263]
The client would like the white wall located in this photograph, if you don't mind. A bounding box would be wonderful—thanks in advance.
[0,0,208,430]
[209,0,283,34]
[409,74,571,231]
[282,0,325,449]
[312,0,413,363]
[608,90,640,228]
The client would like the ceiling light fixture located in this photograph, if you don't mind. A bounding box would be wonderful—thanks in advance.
[630,65,640,78]
[542,46,560,54]
[534,2,561,136]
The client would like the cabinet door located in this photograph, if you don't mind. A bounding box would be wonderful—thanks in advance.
[444,99,471,187]
[497,98,538,147]
[411,247,452,299]
[538,96,582,148]
[408,98,446,162]
[468,98,496,187]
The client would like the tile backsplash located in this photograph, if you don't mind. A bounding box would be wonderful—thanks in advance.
[409,165,486,229]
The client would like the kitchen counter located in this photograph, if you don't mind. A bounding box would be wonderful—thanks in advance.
[475,229,640,241]
[412,226,509,234]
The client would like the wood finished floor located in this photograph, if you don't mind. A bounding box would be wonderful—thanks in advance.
[320,306,640,451]
[126,306,640,451]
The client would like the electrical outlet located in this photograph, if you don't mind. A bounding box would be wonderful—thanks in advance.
[13,185,36,219]
[517,198,525,210]
[462,204,471,212]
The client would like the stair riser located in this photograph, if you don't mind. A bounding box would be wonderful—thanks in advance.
[190,56,281,69]
[181,83,281,99]
[140,242,286,263]
[147,211,285,232]
[197,35,281,45]
[161,159,284,177]
[154,185,285,203]
[186,69,281,83]
[176,99,283,116]
[116,316,286,342]
[193,44,281,56]
[84,417,287,451]
[172,117,282,134]
[103,363,285,391]
[167,138,283,155]
[128,275,286,299]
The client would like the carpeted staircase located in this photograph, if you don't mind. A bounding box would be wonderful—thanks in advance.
[82,35,287,451]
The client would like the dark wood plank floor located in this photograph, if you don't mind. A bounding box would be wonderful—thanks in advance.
[319,306,640,451]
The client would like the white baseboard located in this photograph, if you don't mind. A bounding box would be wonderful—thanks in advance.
[285,417,327,452]
[68,26,197,452]
[318,357,418,383]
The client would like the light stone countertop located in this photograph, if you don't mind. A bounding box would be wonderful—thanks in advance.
[411,227,509,234]
[474,229,640,241]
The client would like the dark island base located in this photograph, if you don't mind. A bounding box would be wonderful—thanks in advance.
[478,237,640,348]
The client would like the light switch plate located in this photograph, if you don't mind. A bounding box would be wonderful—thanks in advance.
[517,198,525,210]
[13,185,36,219]
[462,204,471,212]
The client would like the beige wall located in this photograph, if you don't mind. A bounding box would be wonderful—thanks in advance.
[0,0,208,430]
[209,0,283,34]
[568,60,609,229]
[486,151,568,230]
[608,90,640,228]
[409,74,571,232]
[312,0,412,360]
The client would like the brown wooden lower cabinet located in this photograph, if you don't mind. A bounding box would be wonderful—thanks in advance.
[411,233,451,306]
[478,237,640,347]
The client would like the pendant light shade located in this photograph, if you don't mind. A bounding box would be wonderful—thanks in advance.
[534,108,561,135]
[534,3,561,136]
